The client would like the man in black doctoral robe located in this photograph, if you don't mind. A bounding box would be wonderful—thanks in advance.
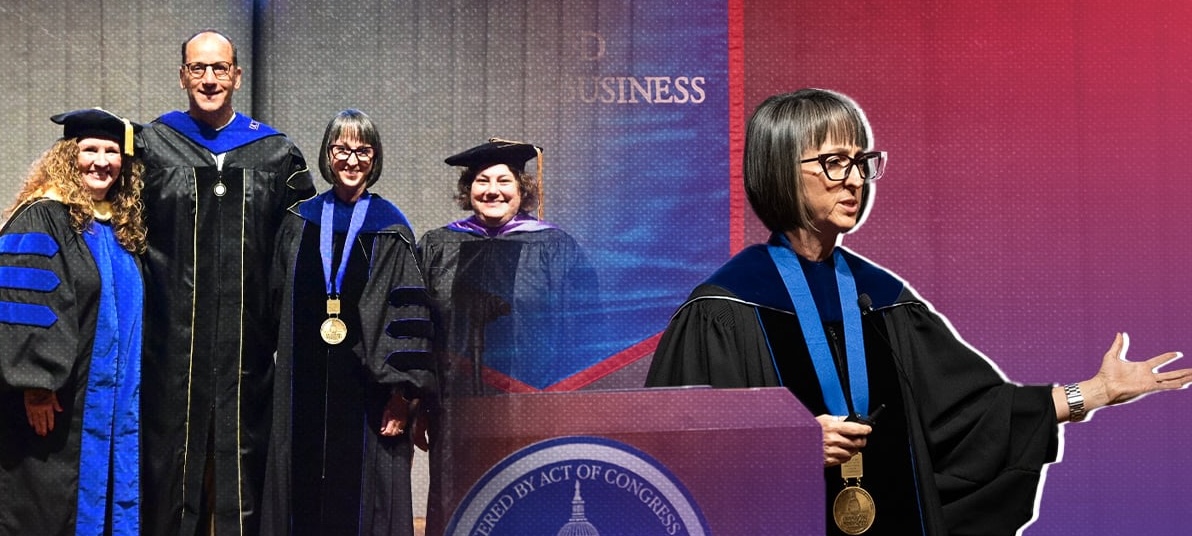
[137,30,316,536]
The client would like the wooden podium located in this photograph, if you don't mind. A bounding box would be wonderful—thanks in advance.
[426,386,823,535]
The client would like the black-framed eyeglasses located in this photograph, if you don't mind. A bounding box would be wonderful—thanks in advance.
[329,145,375,162]
[183,62,234,80]
[799,151,887,182]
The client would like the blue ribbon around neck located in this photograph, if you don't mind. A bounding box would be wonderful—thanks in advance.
[767,242,869,417]
[321,193,371,297]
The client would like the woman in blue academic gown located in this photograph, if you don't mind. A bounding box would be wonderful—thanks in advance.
[0,108,146,535]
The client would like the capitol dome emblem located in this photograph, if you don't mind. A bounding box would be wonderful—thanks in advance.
[446,436,711,535]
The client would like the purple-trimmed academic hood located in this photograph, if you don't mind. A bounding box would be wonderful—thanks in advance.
[428,387,822,535]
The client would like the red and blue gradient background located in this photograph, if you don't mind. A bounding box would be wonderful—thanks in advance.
[730,1,1191,533]
[8,0,1184,531]
[546,2,1190,531]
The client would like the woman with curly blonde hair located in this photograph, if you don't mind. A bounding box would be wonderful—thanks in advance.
[0,108,147,535]
[7,124,147,253]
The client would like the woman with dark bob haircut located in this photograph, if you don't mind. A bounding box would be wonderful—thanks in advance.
[263,109,435,536]
[647,88,1192,535]
[744,89,875,234]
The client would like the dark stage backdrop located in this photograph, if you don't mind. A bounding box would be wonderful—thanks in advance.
[2,0,1190,533]
[0,0,727,390]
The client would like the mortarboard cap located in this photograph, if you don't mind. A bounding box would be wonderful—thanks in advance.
[444,138,542,171]
[446,137,546,218]
[50,108,140,156]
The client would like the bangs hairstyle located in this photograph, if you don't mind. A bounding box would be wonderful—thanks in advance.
[317,109,384,186]
[744,88,874,233]
[453,164,540,213]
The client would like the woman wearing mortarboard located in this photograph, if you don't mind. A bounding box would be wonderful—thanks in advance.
[418,139,598,397]
[0,108,146,535]
[261,109,435,536]
[418,138,600,535]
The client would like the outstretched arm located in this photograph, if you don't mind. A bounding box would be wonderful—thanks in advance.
[1053,332,1191,422]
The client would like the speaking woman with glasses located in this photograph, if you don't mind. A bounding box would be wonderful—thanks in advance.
[261,109,435,536]
[645,88,1191,535]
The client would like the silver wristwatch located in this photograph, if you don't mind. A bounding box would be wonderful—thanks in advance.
[1064,383,1086,422]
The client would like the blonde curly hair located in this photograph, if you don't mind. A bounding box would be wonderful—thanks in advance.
[5,138,147,254]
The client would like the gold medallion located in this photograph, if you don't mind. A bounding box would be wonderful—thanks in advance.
[320,317,347,345]
[832,485,876,535]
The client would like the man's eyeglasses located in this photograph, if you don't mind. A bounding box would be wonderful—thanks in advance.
[330,145,375,162]
[800,151,887,182]
[183,62,234,80]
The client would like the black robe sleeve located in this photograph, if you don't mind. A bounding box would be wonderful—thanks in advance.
[358,224,437,402]
[278,144,316,220]
[645,285,782,389]
[881,302,1059,535]
[0,201,94,393]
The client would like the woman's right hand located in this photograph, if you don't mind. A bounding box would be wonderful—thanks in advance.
[24,388,62,437]
[816,414,872,467]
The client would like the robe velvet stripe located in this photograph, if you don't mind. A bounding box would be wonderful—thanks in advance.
[156,111,280,154]
[0,232,64,328]
[0,232,63,327]
[75,223,142,536]
[0,301,57,327]
[0,266,62,292]
[0,232,60,256]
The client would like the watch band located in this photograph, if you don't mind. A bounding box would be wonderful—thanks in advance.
[1064,383,1086,422]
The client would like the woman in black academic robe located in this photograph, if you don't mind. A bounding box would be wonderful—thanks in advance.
[645,89,1192,535]
[418,139,602,535]
[262,110,435,536]
[417,139,598,397]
